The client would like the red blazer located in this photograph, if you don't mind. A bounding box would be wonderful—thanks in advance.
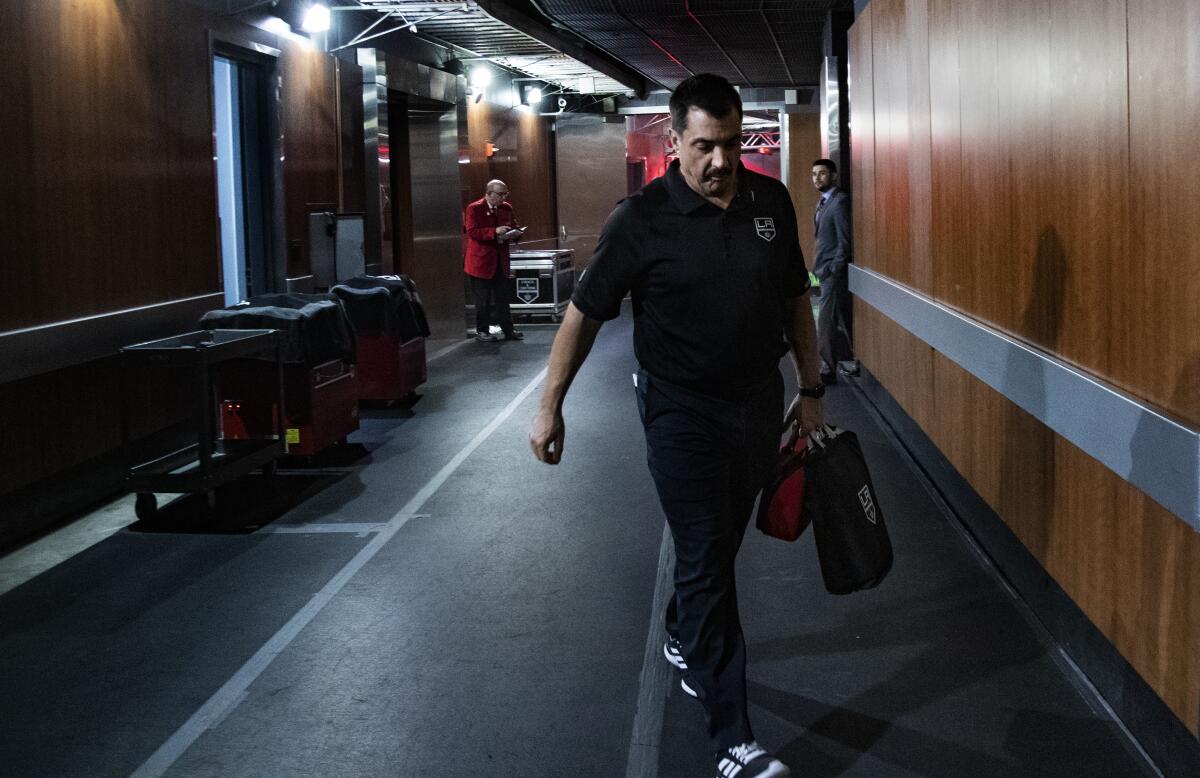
[463,197,519,279]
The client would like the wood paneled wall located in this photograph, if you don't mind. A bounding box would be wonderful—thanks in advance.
[281,45,339,279]
[785,112,823,270]
[0,0,349,503]
[851,0,1200,734]
[0,0,219,331]
[462,101,557,247]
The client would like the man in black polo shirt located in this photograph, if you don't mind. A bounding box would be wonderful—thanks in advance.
[530,74,824,778]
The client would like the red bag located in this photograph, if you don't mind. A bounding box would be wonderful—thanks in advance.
[756,423,810,541]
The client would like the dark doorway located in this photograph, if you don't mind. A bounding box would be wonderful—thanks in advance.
[213,51,274,304]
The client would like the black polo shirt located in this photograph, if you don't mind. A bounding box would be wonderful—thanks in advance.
[573,160,810,399]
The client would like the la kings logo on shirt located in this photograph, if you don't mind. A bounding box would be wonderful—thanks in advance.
[754,217,776,242]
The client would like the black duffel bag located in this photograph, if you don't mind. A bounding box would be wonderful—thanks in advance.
[802,424,893,594]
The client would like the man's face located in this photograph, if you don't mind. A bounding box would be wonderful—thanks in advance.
[812,165,836,192]
[669,107,743,200]
[485,185,509,208]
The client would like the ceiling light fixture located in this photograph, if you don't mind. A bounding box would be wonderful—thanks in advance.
[469,67,492,90]
[301,2,330,33]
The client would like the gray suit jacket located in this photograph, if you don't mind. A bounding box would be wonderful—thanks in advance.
[812,187,852,279]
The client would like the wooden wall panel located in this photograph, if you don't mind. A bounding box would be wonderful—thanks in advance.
[870,310,1200,734]
[857,303,935,434]
[847,10,876,273]
[994,0,1051,347]
[904,0,933,295]
[927,0,963,305]
[951,1,1003,324]
[0,1,348,505]
[869,0,912,287]
[1122,0,1200,426]
[1044,0,1127,374]
[785,112,823,270]
[281,46,339,279]
[0,0,219,331]
[462,101,557,247]
[338,59,366,214]
[854,0,1200,737]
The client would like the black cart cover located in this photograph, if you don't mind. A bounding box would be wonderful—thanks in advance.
[338,275,431,338]
[199,293,356,365]
[329,285,397,336]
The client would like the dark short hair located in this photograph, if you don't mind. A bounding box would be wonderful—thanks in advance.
[670,74,743,134]
[813,158,838,174]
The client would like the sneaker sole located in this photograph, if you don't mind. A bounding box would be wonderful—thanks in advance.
[716,759,789,778]
[662,642,687,671]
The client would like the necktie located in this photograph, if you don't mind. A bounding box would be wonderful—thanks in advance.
[814,197,826,236]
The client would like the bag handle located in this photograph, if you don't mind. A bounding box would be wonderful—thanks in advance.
[807,423,839,449]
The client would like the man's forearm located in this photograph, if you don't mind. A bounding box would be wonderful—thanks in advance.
[539,303,602,411]
[784,291,821,387]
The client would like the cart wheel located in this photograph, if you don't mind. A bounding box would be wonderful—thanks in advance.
[205,490,218,511]
[551,314,561,323]
[134,493,157,521]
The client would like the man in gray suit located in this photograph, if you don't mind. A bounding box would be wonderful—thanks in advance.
[811,158,855,383]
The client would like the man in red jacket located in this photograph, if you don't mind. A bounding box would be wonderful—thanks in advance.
[464,179,524,342]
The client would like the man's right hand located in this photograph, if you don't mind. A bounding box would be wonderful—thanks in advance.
[530,407,565,464]
[496,226,511,238]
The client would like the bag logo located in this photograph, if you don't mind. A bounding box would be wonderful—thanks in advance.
[858,485,877,524]
[754,217,776,242]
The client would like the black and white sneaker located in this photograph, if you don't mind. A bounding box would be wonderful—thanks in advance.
[680,676,699,698]
[715,742,790,778]
[663,637,687,671]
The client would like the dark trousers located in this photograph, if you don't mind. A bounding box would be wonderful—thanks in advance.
[635,368,783,752]
[470,265,514,335]
[817,270,854,370]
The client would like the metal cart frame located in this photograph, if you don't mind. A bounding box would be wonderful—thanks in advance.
[119,329,286,520]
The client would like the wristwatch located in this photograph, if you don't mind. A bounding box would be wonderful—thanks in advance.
[798,383,826,399]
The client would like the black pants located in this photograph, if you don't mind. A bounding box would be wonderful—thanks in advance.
[470,265,514,335]
[817,270,854,370]
[635,367,783,752]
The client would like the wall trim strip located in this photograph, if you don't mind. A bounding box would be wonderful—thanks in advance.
[0,294,225,384]
[849,264,1200,532]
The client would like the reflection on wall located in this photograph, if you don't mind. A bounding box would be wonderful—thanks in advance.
[555,114,627,268]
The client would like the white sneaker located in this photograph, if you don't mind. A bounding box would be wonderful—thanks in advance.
[663,637,687,671]
[715,741,790,777]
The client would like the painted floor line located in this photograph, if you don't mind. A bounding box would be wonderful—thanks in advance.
[426,338,471,364]
[130,366,549,778]
[625,521,675,778]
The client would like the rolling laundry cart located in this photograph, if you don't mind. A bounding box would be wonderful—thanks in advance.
[200,293,359,457]
[331,276,429,401]
[120,329,286,521]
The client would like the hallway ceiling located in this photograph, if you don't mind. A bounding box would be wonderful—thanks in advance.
[341,0,852,95]
[529,0,853,89]
[342,0,638,93]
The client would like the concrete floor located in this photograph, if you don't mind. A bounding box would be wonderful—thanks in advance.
[0,308,1157,777]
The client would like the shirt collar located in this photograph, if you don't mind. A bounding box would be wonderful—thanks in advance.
[820,187,836,203]
[664,160,753,214]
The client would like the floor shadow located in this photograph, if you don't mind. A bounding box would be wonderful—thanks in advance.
[126,471,346,535]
